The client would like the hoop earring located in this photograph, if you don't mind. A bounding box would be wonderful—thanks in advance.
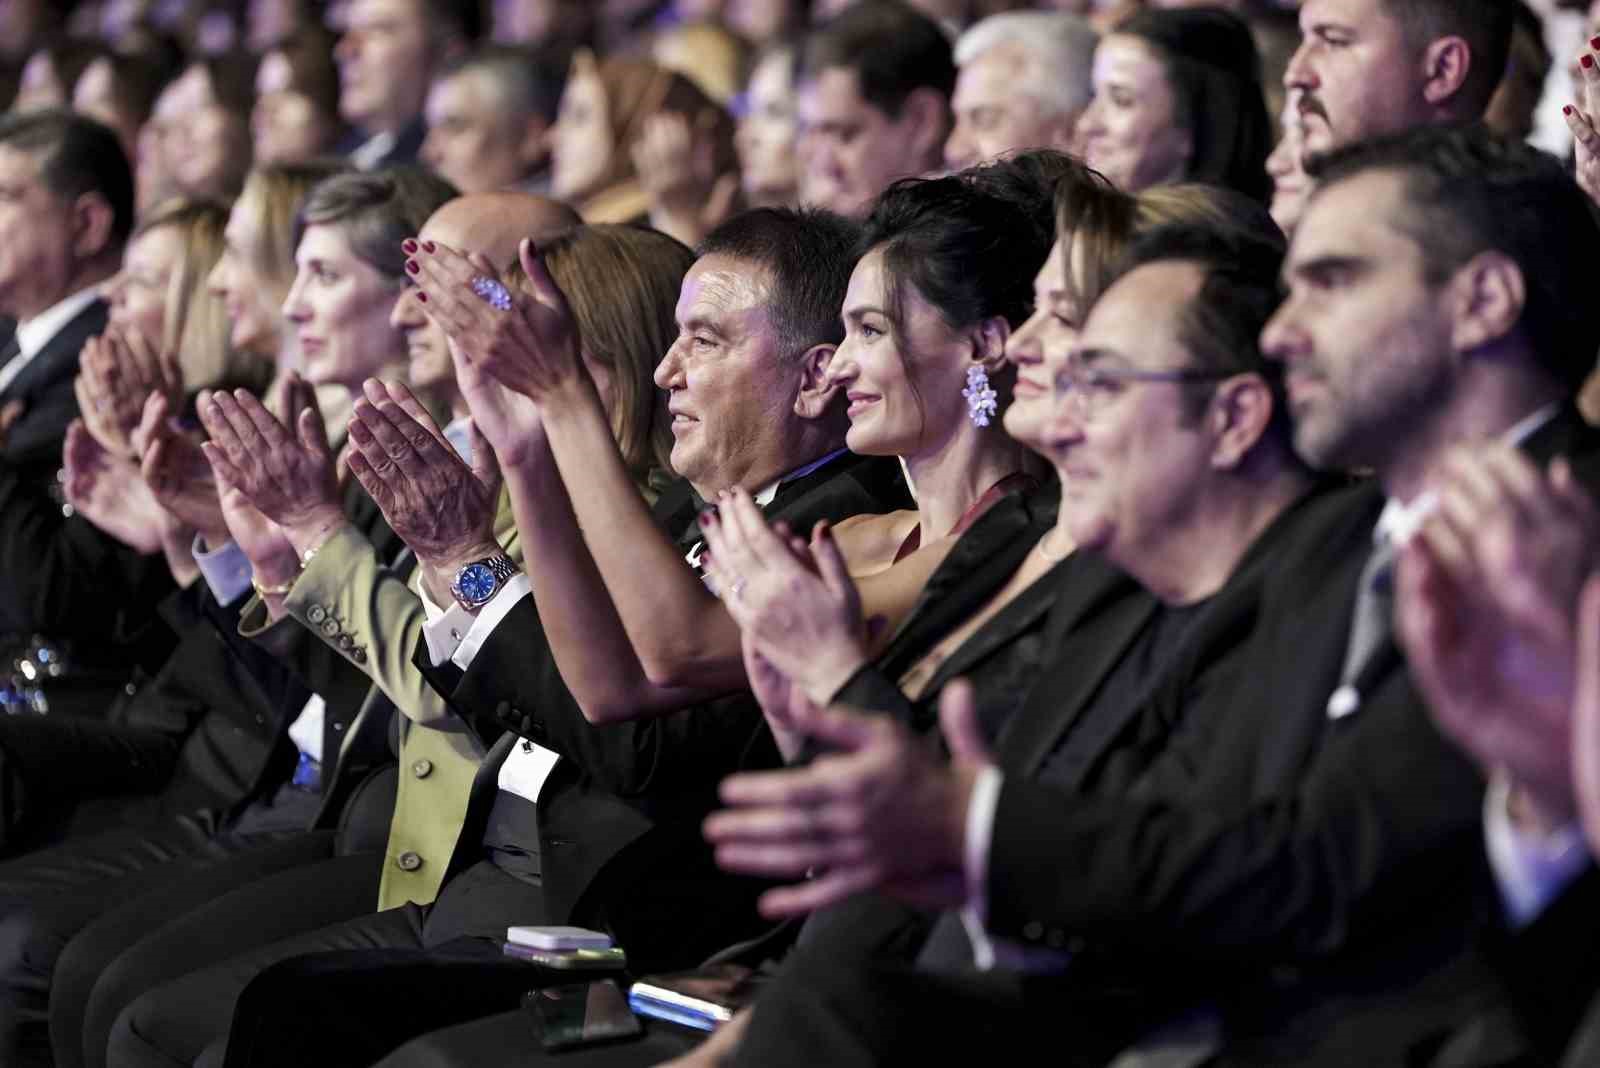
[962,365,998,428]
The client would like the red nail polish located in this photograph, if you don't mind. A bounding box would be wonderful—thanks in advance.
[422,241,436,253]
[416,291,428,303]
[406,260,419,274]
[1591,36,1599,50]
[1584,54,1594,69]
[402,239,417,254]
[1567,105,1576,115]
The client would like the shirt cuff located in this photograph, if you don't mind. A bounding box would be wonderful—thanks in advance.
[1484,773,1591,929]
[959,765,1004,970]
[450,575,532,671]
[192,535,253,606]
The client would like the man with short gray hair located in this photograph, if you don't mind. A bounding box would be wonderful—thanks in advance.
[944,11,1097,172]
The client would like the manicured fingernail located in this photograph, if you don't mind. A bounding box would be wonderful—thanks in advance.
[699,506,718,525]
[405,259,419,274]
[1590,36,1599,50]
[1567,105,1575,115]
[1584,54,1594,69]
[416,291,428,303]
[402,239,417,254]
[422,241,436,253]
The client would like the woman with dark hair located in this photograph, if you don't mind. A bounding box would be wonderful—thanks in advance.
[1076,6,1272,202]
[252,27,346,165]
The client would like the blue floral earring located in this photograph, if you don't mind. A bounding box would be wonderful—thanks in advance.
[962,365,998,427]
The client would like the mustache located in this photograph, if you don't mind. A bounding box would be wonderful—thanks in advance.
[1296,93,1330,125]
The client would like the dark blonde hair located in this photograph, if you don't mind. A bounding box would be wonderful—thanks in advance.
[237,159,350,301]
[506,225,692,482]
[589,54,738,188]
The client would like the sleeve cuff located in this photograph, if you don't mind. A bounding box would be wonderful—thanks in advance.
[1485,773,1591,929]
[449,575,532,671]
[192,535,253,606]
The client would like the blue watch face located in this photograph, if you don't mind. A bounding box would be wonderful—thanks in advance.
[456,563,498,603]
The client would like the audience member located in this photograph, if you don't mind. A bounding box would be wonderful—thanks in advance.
[944,12,1098,171]
[252,28,346,165]
[1488,0,1556,141]
[1285,0,1513,155]
[13,41,97,113]
[69,49,165,167]
[795,0,955,217]
[1077,6,1272,199]
[1266,110,1311,234]
[734,42,800,210]
[421,45,565,195]
[168,56,256,201]
[335,0,479,170]
[652,20,752,107]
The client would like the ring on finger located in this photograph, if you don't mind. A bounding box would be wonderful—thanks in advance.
[470,276,513,311]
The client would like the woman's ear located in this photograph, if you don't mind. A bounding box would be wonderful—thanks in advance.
[970,316,1011,373]
[793,343,841,420]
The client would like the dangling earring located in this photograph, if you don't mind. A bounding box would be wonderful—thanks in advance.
[962,365,998,428]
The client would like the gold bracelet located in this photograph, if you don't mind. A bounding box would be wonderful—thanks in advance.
[252,573,299,598]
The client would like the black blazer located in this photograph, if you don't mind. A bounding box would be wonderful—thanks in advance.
[416,452,912,973]
[980,408,1600,1066]
[0,297,104,484]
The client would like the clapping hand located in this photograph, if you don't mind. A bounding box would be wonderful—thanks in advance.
[75,327,182,459]
[1566,37,1600,208]
[345,378,504,600]
[405,237,584,404]
[198,373,344,558]
[1397,445,1600,829]
[700,487,871,705]
[62,419,165,553]
[139,393,229,546]
[704,680,992,918]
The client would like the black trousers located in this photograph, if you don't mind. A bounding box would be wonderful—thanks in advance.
[375,1010,700,1067]
[58,844,377,1068]
[107,860,550,1068]
[0,801,322,1068]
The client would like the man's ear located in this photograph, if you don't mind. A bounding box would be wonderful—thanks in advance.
[1208,374,1273,470]
[793,343,840,420]
[900,87,952,167]
[70,191,115,262]
[1420,36,1472,110]
[1448,250,1525,355]
[969,316,1010,373]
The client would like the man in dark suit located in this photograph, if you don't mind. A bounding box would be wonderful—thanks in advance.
[694,125,1600,1068]
[334,0,478,170]
[105,207,913,1067]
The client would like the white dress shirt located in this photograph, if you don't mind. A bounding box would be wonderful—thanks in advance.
[0,286,102,397]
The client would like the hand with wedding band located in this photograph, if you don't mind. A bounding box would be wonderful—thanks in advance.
[197,374,345,559]
[403,236,586,404]
[699,486,871,705]
[345,377,504,599]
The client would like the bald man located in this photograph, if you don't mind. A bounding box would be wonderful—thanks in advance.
[393,192,579,430]
[74,193,585,1068]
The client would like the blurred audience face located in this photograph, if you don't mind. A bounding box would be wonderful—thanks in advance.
[248,0,305,52]
[1261,169,1451,473]
[105,223,184,345]
[550,60,613,200]
[209,194,284,358]
[171,102,248,200]
[138,67,209,209]
[72,58,139,162]
[653,255,796,489]
[1076,34,1190,192]
[1055,259,1215,558]
[422,67,546,194]
[736,50,799,209]
[1004,237,1081,451]
[1284,0,1427,155]
[726,0,802,45]
[828,247,974,457]
[1266,116,1310,236]
[797,67,934,217]
[945,42,1079,171]
[336,0,432,135]
[254,50,340,165]
[0,143,106,320]
[283,222,404,391]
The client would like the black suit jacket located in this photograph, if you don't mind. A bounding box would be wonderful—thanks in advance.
[0,296,104,483]
[416,452,912,973]
[978,408,1600,1066]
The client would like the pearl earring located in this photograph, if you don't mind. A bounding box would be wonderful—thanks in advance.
[962,365,997,428]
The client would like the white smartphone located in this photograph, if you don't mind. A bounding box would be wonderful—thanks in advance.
[507,925,614,951]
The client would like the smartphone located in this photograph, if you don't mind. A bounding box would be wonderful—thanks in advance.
[526,979,644,1051]
[507,925,614,951]
[503,942,627,971]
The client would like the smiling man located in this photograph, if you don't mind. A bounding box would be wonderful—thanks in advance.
[1284,0,1511,155]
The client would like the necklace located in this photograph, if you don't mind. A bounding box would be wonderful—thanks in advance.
[1036,528,1072,563]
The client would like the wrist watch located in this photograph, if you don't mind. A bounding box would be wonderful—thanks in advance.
[449,553,520,611]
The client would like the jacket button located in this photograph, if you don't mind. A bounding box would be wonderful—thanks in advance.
[1045,930,1066,950]
[396,851,423,872]
[124,682,137,696]
[412,759,433,779]
[338,634,354,650]
[353,649,367,664]
[307,605,327,624]
[1023,921,1044,941]
[320,619,339,638]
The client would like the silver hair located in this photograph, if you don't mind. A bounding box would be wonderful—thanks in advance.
[953,12,1098,117]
